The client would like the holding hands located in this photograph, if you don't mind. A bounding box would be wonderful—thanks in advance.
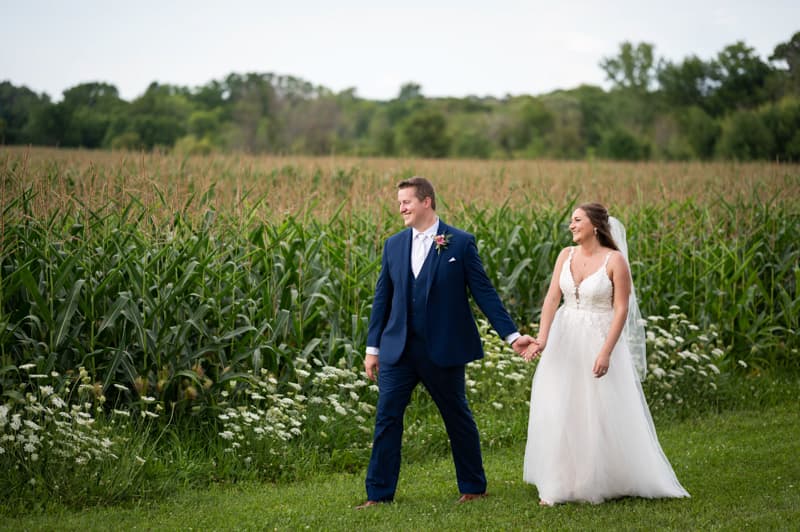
[520,337,546,362]
[511,334,536,356]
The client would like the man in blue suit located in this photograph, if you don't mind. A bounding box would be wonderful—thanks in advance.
[356,177,533,508]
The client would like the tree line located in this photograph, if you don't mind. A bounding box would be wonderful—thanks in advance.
[1,32,799,161]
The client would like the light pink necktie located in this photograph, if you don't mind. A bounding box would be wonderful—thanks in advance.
[412,233,428,277]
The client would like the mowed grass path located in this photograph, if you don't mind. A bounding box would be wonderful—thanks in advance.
[4,403,798,531]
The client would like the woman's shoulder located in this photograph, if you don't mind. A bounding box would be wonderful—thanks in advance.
[605,248,630,271]
[604,248,625,261]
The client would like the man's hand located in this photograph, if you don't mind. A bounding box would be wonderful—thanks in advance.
[364,354,379,382]
[511,334,536,355]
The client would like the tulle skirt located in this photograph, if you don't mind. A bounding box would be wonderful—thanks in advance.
[523,306,690,504]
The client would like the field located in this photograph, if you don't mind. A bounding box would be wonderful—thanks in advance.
[0,146,798,515]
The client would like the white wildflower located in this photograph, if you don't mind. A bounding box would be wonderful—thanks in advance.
[50,395,66,409]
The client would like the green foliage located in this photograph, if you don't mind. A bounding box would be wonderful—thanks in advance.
[3,392,798,523]
[1,161,798,511]
[598,128,650,160]
[678,106,720,159]
[760,96,800,161]
[716,109,775,160]
[709,42,773,115]
[398,108,450,158]
[771,31,800,93]
[3,30,799,161]
[0,81,50,144]
[657,55,713,110]
[600,41,657,92]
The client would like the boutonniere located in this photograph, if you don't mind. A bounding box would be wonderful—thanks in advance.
[433,233,452,254]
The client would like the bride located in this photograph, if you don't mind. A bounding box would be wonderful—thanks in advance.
[522,203,689,505]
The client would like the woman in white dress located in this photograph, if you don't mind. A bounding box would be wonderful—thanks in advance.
[522,203,689,506]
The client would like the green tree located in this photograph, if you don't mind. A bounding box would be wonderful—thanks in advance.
[598,128,650,160]
[539,92,585,159]
[599,42,657,92]
[657,56,713,111]
[121,83,191,149]
[709,42,772,114]
[760,96,800,161]
[569,85,613,151]
[398,108,450,158]
[678,106,720,159]
[449,113,492,159]
[0,81,50,144]
[716,109,775,160]
[770,31,800,94]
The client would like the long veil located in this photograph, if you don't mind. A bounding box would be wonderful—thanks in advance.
[609,217,647,380]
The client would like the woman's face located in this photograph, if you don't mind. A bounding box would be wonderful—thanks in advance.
[569,208,595,244]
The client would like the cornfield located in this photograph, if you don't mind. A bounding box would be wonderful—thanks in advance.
[1,147,798,414]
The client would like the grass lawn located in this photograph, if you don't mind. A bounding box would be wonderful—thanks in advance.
[3,402,798,531]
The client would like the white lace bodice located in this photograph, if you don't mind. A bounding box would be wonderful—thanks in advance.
[559,247,613,313]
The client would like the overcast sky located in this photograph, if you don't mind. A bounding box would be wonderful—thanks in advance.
[2,1,798,102]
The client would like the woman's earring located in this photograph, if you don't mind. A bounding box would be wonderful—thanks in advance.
[593,227,598,235]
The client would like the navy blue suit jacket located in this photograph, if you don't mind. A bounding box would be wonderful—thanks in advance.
[366,221,517,367]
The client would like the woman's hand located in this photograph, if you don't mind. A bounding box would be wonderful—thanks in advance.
[523,337,546,361]
[593,353,610,378]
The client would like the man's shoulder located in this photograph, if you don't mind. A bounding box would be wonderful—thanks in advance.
[385,228,411,245]
[438,222,472,238]
[439,224,474,246]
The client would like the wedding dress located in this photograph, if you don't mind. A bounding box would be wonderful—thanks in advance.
[523,247,689,504]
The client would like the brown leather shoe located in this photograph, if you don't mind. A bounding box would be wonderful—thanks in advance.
[355,500,382,510]
[457,492,488,504]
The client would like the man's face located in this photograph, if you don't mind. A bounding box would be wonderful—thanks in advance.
[397,186,430,229]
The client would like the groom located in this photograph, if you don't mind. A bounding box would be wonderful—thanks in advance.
[356,177,533,508]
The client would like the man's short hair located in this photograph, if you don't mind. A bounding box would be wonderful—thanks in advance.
[397,176,436,210]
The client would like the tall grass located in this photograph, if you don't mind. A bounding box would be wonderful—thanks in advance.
[2,148,798,380]
[0,147,798,509]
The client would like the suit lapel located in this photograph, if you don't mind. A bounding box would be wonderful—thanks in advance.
[398,228,412,296]
[424,221,448,296]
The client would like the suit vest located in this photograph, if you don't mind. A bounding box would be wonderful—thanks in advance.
[407,245,436,343]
